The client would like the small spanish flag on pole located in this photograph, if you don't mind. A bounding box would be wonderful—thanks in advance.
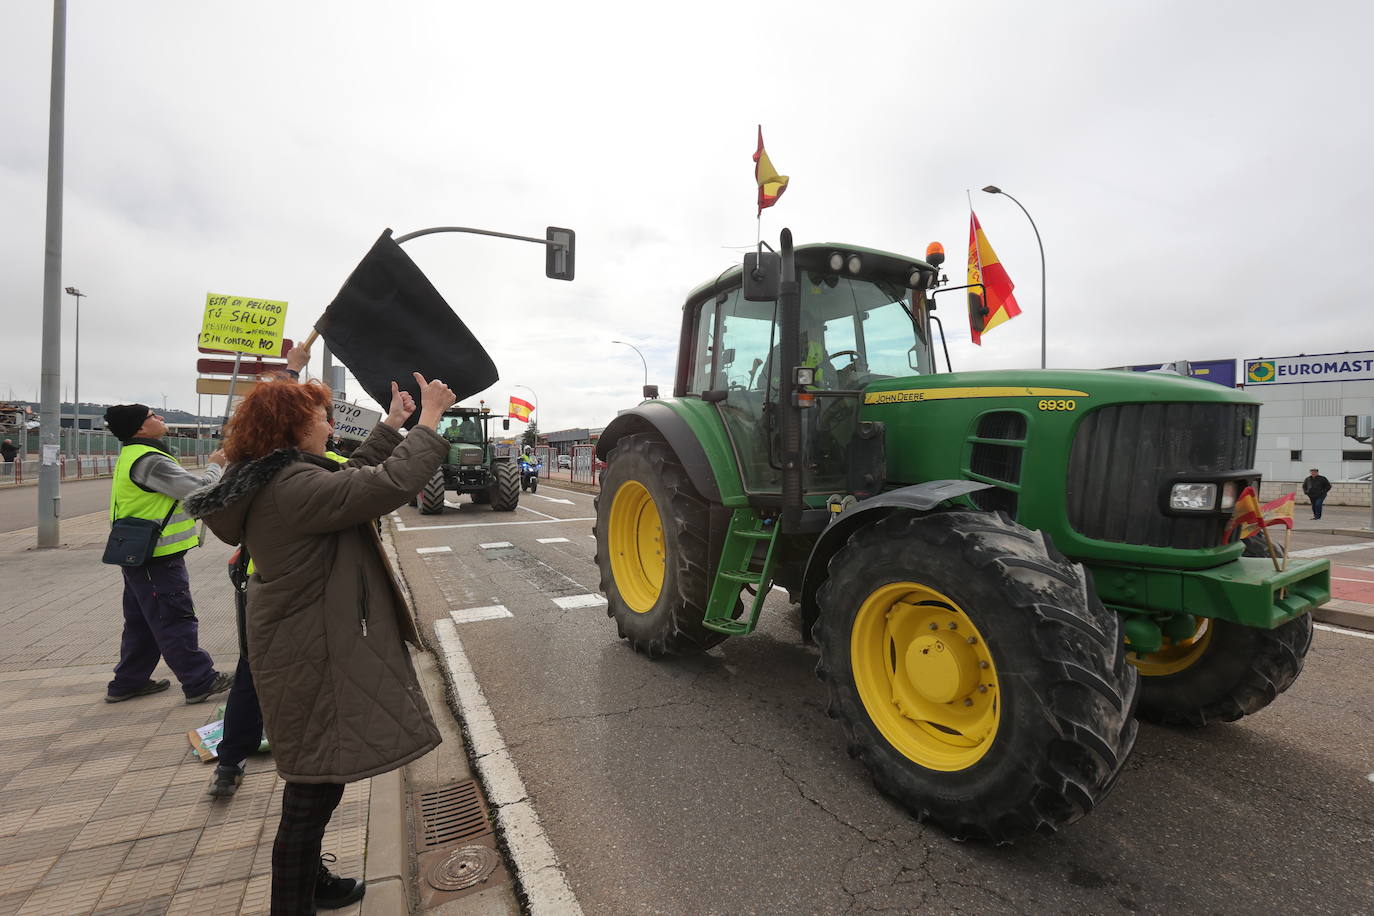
[508,396,534,422]
[754,126,789,216]
[967,212,1022,345]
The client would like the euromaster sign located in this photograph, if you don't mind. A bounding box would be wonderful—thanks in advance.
[1244,350,1374,385]
[199,293,288,356]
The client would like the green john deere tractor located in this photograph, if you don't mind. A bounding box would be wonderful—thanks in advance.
[418,406,520,514]
[593,229,1331,842]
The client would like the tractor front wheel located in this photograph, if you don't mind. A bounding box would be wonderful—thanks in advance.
[489,462,520,511]
[814,511,1139,843]
[1131,613,1313,727]
[418,471,446,515]
[594,433,738,657]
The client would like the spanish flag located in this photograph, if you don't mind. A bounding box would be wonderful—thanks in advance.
[1223,486,1263,542]
[967,212,1022,345]
[754,126,789,215]
[1239,491,1296,539]
[508,396,534,422]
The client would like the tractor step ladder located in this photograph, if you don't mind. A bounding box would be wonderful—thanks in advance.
[702,509,781,636]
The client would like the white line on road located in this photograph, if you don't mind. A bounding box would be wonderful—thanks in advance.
[480,541,514,549]
[517,504,559,521]
[396,517,596,532]
[539,485,588,498]
[415,546,452,554]
[536,537,570,544]
[531,494,575,505]
[1315,623,1374,641]
[1290,541,1374,558]
[450,605,513,624]
[552,594,607,610]
[433,619,584,915]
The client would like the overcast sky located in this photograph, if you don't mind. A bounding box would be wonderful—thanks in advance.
[3,1,1371,433]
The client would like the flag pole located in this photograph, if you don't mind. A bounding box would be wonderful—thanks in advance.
[1258,519,1281,572]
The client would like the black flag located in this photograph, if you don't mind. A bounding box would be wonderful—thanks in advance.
[318,230,498,426]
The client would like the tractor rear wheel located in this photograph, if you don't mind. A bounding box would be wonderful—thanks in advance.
[418,471,446,515]
[594,433,739,657]
[489,462,520,511]
[814,511,1139,843]
[1131,613,1312,727]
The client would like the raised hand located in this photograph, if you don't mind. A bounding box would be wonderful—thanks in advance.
[414,373,457,429]
[383,381,417,429]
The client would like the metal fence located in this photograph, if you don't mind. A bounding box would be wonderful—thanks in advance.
[0,450,211,487]
[572,444,595,484]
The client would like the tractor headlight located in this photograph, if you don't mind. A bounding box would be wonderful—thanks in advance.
[829,251,845,271]
[846,254,863,274]
[1169,482,1218,511]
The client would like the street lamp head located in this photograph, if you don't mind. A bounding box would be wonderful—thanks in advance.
[611,339,626,345]
[64,286,81,296]
[981,186,1002,195]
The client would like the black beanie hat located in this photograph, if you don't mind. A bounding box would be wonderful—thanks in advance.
[104,404,151,442]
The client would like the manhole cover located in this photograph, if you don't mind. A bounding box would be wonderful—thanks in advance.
[426,844,501,892]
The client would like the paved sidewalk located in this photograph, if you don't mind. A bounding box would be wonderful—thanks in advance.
[0,513,369,916]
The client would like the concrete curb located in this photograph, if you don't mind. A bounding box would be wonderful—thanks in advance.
[1313,599,1374,632]
[363,767,408,906]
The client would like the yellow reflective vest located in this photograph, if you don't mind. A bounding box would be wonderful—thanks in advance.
[110,443,199,558]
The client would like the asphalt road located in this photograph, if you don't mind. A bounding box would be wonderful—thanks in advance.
[393,485,1374,916]
[0,478,112,533]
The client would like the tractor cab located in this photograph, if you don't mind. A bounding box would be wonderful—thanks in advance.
[679,243,938,498]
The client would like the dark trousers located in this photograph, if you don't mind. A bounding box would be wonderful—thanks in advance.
[1311,495,1326,519]
[217,654,263,769]
[272,781,345,915]
[110,553,216,699]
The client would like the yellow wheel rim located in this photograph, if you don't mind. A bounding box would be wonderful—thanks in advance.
[1130,617,1213,676]
[850,582,1001,772]
[608,480,665,614]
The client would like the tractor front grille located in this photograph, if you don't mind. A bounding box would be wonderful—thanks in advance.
[1066,402,1258,549]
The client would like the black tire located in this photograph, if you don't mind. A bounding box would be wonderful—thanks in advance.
[489,462,520,511]
[594,433,739,657]
[1134,613,1313,727]
[471,489,490,505]
[407,493,419,507]
[529,476,538,494]
[814,511,1139,843]
[418,470,446,515]
[521,477,529,491]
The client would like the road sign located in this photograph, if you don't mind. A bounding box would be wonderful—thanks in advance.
[196,378,259,397]
[331,399,382,442]
[197,358,288,376]
[199,338,294,357]
[199,294,289,356]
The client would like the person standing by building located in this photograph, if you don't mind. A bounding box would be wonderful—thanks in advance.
[102,404,234,703]
[1302,468,1332,520]
[1,438,17,462]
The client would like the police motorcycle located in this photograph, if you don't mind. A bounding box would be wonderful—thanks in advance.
[518,448,542,493]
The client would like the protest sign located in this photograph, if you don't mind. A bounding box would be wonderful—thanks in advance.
[332,399,382,442]
[197,378,260,397]
[199,293,289,357]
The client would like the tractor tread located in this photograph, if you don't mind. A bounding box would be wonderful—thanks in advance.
[418,470,446,515]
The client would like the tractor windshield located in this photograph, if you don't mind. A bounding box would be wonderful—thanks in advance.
[798,271,927,387]
[443,417,485,445]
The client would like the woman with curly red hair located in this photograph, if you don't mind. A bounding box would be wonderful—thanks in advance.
[188,371,455,914]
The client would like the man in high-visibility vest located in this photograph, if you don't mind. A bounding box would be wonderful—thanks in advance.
[103,403,234,704]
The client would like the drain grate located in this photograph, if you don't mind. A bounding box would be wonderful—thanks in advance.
[413,779,493,850]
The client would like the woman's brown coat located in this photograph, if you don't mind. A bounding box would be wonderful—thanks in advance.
[189,423,446,783]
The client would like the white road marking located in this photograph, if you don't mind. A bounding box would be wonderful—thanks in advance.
[1290,541,1374,558]
[518,504,559,521]
[536,537,570,544]
[396,517,596,532]
[532,494,575,505]
[450,605,512,624]
[444,500,465,509]
[539,485,587,498]
[433,619,584,915]
[415,546,452,554]
[1315,623,1374,641]
[1332,576,1374,583]
[480,541,514,549]
[552,594,607,610]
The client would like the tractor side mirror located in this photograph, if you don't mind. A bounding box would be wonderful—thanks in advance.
[721,347,736,366]
[967,284,988,333]
[743,251,781,301]
[545,227,575,281]
[503,419,510,430]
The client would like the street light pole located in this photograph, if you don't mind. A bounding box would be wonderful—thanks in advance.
[64,287,84,457]
[612,340,648,388]
[982,186,1046,369]
[38,0,69,548]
